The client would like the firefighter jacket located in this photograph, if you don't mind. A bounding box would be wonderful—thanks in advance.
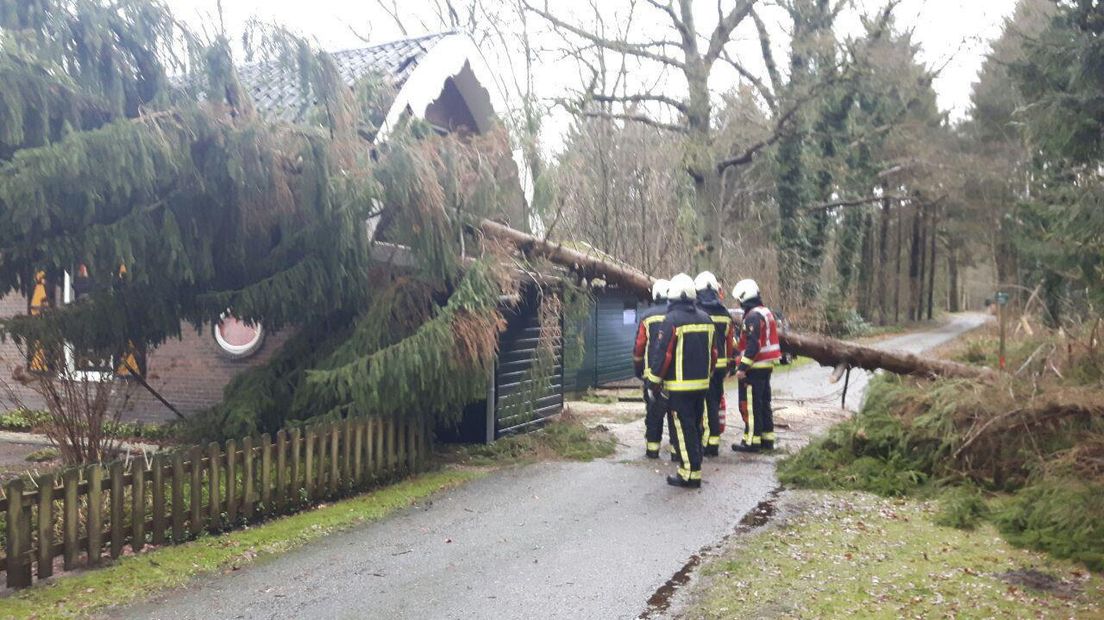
[649,299,717,392]
[697,289,737,370]
[736,298,782,372]
[633,302,668,383]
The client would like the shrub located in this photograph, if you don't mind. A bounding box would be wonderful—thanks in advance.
[934,486,990,530]
[993,477,1104,571]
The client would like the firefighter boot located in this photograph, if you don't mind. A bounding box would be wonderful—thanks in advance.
[666,475,701,489]
[703,444,719,457]
[732,440,761,453]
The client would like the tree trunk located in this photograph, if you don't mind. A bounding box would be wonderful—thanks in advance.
[856,212,875,321]
[927,205,938,320]
[948,240,960,313]
[908,204,922,321]
[480,219,995,382]
[877,198,892,325]
[895,204,903,323]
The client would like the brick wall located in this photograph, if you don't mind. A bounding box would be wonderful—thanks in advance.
[0,292,290,425]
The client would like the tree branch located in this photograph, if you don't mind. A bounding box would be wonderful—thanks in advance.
[581,109,688,133]
[705,0,756,64]
[524,1,686,69]
[750,8,783,95]
[803,193,908,212]
[592,92,689,114]
[719,48,776,111]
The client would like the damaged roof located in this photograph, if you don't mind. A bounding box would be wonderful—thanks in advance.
[234,32,452,122]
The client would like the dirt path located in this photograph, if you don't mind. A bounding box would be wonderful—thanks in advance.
[107,314,990,620]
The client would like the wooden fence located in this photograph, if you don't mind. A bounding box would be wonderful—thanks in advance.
[1,415,430,588]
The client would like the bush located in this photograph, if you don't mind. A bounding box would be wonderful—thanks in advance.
[934,486,990,530]
[0,408,50,431]
[993,478,1104,571]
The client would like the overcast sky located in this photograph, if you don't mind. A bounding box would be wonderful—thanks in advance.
[168,0,1018,155]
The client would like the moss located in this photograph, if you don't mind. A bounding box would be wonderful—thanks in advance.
[688,491,1104,619]
[24,447,59,463]
[2,469,482,619]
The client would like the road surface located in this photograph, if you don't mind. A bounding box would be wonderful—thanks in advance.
[111,313,989,620]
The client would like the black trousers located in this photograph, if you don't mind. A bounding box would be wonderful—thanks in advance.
[745,368,774,446]
[643,385,668,452]
[703,370,726,447]
[669,391,705,481]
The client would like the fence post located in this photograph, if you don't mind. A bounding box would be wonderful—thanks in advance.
[63,468,79,570]
[353,420,364,487]
[5,479,31,588]
[342,419,352,491]
[36,472,54,579]
[261,433,272,514]
[207,442,221,532]
[151,454,165,546]
[109,461,124,559]
[189,446,203,537]
[329,425,339,496]
[289,428,302,508]
[87,465,103,566]
[242,436,254,521]
[304,427,315,501]
[171,452,185,542]
[369,417,380,476]
[275,431,286,511]
[225,439,238,525]
[131,464,145,553]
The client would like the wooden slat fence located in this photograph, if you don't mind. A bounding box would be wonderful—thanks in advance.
[1,415,430,588]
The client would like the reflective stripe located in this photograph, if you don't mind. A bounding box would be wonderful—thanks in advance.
[672,412,690,475]
[740,356,755,366]
[643,370,663,383]
[759,344,781,353]
[677,467,691,480]
[646,442,660,451]
[745,394,756,445]
[763,432,776,442]
[707,436,720,446]
[666,378,710,391]
[689,470,702,480]
[751,360,777,369]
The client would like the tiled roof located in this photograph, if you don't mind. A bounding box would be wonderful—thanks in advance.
[233,32,451,122]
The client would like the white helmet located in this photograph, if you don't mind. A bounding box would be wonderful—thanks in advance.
[732,279,760,304]
[694,271,721,292]
[651,278,670,302]
[666,273,696,301]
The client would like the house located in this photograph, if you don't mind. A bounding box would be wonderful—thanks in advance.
[0,32,560,437]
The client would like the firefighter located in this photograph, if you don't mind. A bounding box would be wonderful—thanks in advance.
[730,307,750,440]
[649,273,716,488]
[731,279,782,452]
[633,278,670,459]
[694,271,736,456]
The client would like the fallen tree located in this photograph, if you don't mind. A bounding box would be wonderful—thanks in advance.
[479,220,995,381]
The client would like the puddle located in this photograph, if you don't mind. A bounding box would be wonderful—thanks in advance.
[639,486,784,619]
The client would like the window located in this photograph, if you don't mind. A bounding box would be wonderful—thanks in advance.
[213,312,265,359]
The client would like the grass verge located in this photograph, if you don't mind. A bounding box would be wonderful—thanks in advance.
[687,491,1104,619]
[1,469,483,619]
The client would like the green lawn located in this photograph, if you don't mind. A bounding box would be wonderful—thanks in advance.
[1,469,483,619]
[686,491,1104,619]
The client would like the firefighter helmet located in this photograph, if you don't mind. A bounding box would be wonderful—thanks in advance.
[667,273,696,301]
[694,271,721,292]
[651,278,670,302]
[732,279,760,304]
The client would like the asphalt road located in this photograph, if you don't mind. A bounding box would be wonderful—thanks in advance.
[112,313,989,620]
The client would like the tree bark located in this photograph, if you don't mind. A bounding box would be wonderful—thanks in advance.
[480,219,994,381]
[895,203,903,322]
